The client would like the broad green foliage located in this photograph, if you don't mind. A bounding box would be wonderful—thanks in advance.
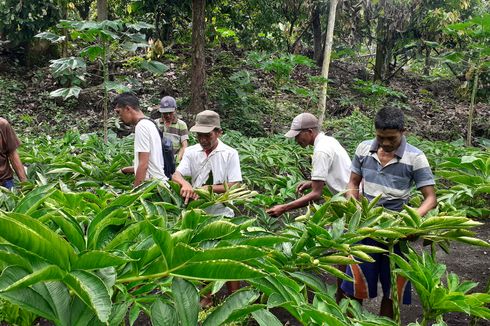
[437,153,490,218]
[0,1,60,46]
[394,249,490,326]
[0,129,488,325]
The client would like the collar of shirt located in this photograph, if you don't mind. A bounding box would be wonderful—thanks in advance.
[369,135,407,159]
[198,139,225,157]
[313,132,326,147]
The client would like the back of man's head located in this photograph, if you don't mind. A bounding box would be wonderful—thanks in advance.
[113,92,140,111]
[375,107,405,130]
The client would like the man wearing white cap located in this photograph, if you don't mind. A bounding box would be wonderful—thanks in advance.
[267,112,351,217]
[155,96,189,161]
[172,110,242,213]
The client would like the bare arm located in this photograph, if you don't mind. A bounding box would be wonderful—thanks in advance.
[177,139,188,162]
[204,181,239,194]
[171,171,198,204]
[345,172,362,200]
[416,185,437,216]
[8,150,27,182]
[133,152,150,187]
[267,180,324,217]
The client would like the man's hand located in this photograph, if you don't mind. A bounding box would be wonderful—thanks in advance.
[120,166,134,174]
[180,183,199,205]
[296,181,312,193]
[267,204,288,217]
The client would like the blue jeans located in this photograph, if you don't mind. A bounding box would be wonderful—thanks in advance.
[1,179,14,190]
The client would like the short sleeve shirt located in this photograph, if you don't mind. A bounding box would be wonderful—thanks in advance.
[176,140,242,187]
[311,133,351,194]
[155,118,189,153]
[0,118,21,182]
[134,119,167,181]
[351,136,435,211]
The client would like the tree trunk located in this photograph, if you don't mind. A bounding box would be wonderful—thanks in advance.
[97,0,108,21]
[75,0,91,20]
[374,0,394,82]
[312,4,323,66]
[317,0,339,127]
[423,46,431,75]
[190,0,207,115]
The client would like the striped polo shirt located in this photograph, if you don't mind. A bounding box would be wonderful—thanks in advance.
[352,136,435,211]
[155,118,189,153]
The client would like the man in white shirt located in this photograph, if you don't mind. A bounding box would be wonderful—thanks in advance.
[267,113,351,217]
[172,110,242,208]
[114,93,167,187]
[173,110,243,297]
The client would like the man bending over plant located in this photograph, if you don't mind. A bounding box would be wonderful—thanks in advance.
[172,110,242,217]
[0,117,27,189]
[267,113,351,217]
[172,110,242,297]
[340,106,437,318]
[114,93,167,187]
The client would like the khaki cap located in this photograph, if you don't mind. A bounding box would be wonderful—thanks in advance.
[190,110,221,133]
[284,113,319,138]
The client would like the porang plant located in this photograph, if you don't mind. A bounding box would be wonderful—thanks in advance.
[0,131,488,325]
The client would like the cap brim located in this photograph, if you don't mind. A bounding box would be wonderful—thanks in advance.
[159,107,176,113]
[284,129,301,138]
[190,125,215,133]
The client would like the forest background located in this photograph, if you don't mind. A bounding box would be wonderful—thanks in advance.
[0,0,489,325]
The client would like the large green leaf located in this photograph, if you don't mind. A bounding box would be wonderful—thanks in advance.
[50,87,82,100]
[50,212,86,252]
[172,278,199,326]
[14,184,56,214]
[203,289,259,326]
[138,60,168,75]
[72,251,131,270]
[0,266,58,321]
[64,270,112,323]
[0,213,75,270]
[191,220,238,243]
[151,299,178,326]
[69,296,101,326]
[104,221,147,250]
[0,265,65,292]
[189,246,265,262]
[35,32,65,43]
[252,309,283,326]
[172,260,265,280]
[151,226,173,271]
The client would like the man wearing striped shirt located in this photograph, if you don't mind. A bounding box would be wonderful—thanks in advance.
[340,106,436,318]
[155,96,189,161]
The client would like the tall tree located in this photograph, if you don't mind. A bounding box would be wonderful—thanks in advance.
[97,0,108,21]
[311,3,323,65]
[190,0,207,115]
[318,0,340,127]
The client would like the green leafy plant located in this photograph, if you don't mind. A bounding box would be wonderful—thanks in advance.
[393,249,490,326]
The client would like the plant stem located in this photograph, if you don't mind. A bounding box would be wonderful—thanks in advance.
[388,241,401,325]
[103,39,109,144]
[117,271,170,283]
[466,64,480,146]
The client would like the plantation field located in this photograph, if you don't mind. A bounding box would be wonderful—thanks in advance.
[0,110,487,325]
